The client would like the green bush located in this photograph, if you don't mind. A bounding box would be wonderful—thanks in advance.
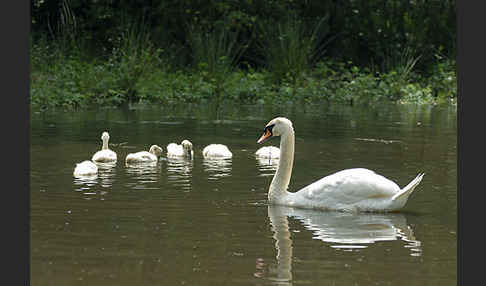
[427,58,457,103]
[257,14,330,85]
[30,40,456,109]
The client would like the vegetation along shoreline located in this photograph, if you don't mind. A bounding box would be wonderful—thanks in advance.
[30,0,456,109]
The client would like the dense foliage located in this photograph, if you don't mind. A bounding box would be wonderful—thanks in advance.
[30,0,456,108]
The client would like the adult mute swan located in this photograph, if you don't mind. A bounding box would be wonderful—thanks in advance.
[255,146,280,159]
[73,160,98,176]
[92,131,117,162]
[167,140,194,159]
[125,145,163,163]
[202,144,232,158]
[257,117,424,212]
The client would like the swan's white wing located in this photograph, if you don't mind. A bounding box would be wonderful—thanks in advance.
[126,151,156,162]
[74,160,98,176]
[138,152,156,161]
[203,144,232,158]
[296,168,400,205]
[167,143,184,157]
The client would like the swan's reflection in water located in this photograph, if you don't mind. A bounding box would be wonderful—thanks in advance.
[266,205,294,284]
[73,162,117,197]
[73,174,98,190]
[256,156,279,177]
[96,162,117,187]
[125,161,161,190]
[286,207,421,252]
[262,205,422,284]
[166,157,193,191]
[202,158,232,180]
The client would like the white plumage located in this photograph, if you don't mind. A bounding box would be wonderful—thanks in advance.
[73,160,98,176]
[92,131,117,163]
[257,117,424,212]
[167,140,194,159]
[255,146,280,159]
[125,145,163,163]
[202,144,232,158]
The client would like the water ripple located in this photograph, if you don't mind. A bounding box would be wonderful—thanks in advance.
[166,157,194,191]
[202,158,232,180]
[256,156,279,177]
[96,162,117,188]
[124,162,161,189]
[271,206,422,254]
[73,161,117,192]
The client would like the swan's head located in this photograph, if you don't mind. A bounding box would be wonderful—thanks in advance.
[101,132,110,141]
[181,140,194,158]
[181,140,193,150]
[257,117,293,144]
[149,145,163,157]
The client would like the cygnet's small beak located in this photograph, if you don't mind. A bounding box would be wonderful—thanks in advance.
[257,129,272,144]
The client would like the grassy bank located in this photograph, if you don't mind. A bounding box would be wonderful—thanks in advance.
[30,0,455,109]
[30,35,456,109]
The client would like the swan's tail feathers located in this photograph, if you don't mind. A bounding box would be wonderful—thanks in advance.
[391,173,425,202]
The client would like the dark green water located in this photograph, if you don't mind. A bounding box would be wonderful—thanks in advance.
[30,102,457,285]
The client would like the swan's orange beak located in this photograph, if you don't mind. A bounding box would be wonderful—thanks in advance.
[257,129,272,144]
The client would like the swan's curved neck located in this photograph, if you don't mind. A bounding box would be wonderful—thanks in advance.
[269,127,294,202]
[102,138,109,150]
[185,148,192,158]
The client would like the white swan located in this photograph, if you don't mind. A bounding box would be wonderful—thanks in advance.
[257,117,424,212]
[167,140,194,159]
[92,131,117,162]
[255,146,280,159]
[202,144,232,158]
[73,160,98,176]
[125,145,163,163]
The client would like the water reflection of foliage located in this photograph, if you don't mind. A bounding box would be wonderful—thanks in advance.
[202,158,232,180]
[166,157,193,191]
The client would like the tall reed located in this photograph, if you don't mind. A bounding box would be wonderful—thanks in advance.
[107,16,163,102]
[187,21,248,98]
[257,14,331,84]
[188,22,246,75]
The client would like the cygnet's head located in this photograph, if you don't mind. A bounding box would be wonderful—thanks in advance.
[181,140,193,150]
[101,131,110,141]
[257,117,293,143]
[181,140,193,158]
[149,145,163,157]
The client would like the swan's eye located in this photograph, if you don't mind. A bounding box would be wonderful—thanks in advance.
[257,124,275,144]
[264,124,275,134]
[262,124,275,137]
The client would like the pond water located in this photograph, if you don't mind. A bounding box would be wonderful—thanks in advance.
[30,101,457,285]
